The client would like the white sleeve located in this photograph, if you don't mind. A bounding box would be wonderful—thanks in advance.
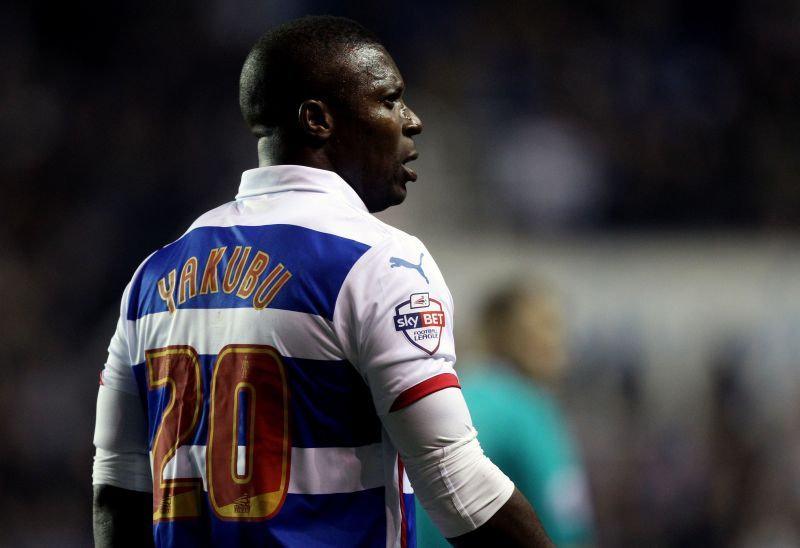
[93,284,152,492]
[332,232,514,536]
[100,283,140,396]
[93,386,152,492]
[333,233,459,415]
[383,387,515,538]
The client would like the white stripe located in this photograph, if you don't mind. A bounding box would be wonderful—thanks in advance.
[159,445,206,489]
[188,194,389,248]
[288,444,385,494]
[192,200,386,244]
[157,443,385,495]
[403,467,413,494]
[237,445,246,476]
[129,307,344,363]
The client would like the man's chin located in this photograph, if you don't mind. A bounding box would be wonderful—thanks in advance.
[367,186,407,213]
[391,184,408,206]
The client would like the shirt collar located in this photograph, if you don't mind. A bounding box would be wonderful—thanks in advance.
[236,165,368,213]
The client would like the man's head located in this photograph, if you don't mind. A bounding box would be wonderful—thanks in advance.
[240,16,422,212]
[481,283,567,384]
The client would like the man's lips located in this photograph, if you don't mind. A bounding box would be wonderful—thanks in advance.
[403,151,419,164]
[402,152,419,181]
[402,165,418,182]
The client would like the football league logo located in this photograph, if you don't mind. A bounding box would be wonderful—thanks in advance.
[393,292,445,355]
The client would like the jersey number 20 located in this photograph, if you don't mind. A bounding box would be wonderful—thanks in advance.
[145,344,290,522]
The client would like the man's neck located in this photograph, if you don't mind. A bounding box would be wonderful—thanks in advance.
[257,137,334,171]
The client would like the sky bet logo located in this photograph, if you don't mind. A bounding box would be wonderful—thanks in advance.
[393,293,445,355]
[394,311,445,330]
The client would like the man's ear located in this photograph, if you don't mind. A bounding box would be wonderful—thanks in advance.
[298,99,333,142]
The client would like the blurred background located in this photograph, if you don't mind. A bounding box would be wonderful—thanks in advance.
[3,0,800,545]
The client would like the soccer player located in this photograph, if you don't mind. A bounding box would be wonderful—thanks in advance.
[92,16,552,547]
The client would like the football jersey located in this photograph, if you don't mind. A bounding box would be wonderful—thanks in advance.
[98,165,459,547]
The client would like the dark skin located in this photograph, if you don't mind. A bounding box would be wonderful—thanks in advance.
[450,489,554,547]
[94,43,553,548]
[257,44,422,213]
[93,485,154,548]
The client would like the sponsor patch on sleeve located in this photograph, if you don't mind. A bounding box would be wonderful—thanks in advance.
[393,292,445,355]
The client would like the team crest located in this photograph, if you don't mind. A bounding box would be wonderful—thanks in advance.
[393,293,445,355]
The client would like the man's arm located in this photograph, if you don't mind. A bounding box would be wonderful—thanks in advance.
[93,382,154,547]
[332,237,551,545]
[93,484,154,548]
[448,488,553,547]
[383,387,553,547]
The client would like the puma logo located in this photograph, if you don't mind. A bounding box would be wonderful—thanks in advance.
[389,253,429,284]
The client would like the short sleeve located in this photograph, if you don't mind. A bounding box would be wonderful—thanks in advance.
[94,281,151,491]
[99,281,140,396]
[333,233,459,415]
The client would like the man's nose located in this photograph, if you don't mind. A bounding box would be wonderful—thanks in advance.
[403,105,423,136]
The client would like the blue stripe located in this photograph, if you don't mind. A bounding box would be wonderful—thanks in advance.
[134,354,382,450]
[405,493,417,548]
[237,390,249,446]
[285,357,381,448]
[152,488,387,547]
[128,224,371,321]
[154,517,211,548]
[252,489,387,546]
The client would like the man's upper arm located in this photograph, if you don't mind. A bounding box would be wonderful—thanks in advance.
[384,388,553,546]
[93,384,152,492]
[381,387,516,538]
[332,233,552,545]
[93,293,151,493]
[333,233,458,415]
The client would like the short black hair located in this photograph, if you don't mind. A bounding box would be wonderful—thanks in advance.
[240,16,381,136]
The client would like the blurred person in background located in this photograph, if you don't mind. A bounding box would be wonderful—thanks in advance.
[417,282,594,547]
